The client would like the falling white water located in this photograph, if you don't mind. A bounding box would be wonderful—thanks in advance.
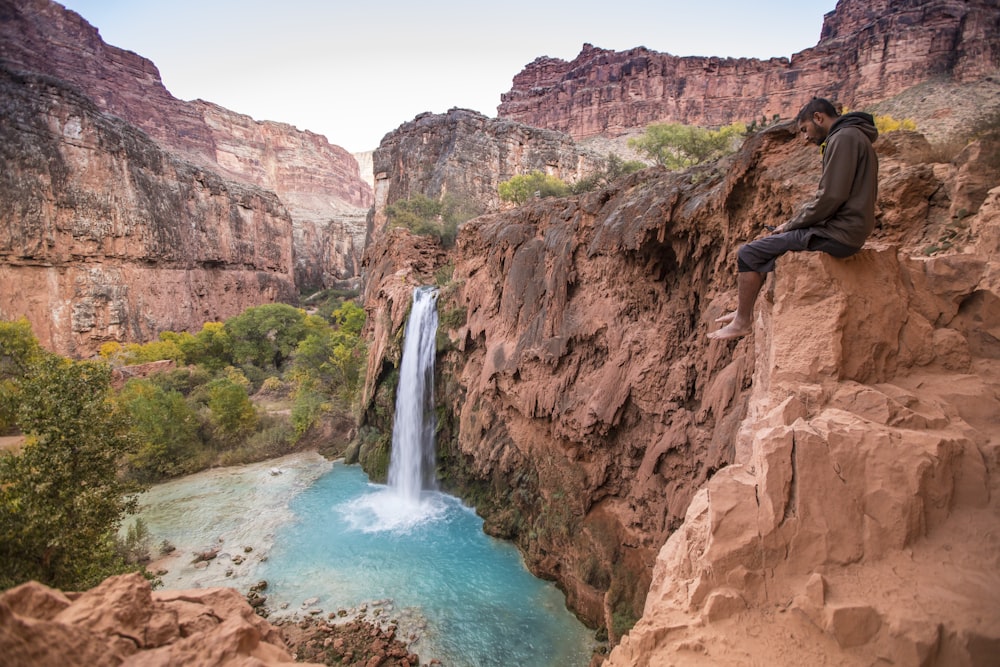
[387,286,440,504]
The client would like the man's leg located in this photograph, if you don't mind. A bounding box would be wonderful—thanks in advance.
[707,270,764,340]
[708,229,812,340]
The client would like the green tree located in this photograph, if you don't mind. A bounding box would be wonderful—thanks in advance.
[0,355,143,590]
[628,122,746,170]
[0,318,44,433]
[117,379,202,482]
[289,301,367,433]
[224,304,309,371]
[174,322,232,371]
[498,171,571,204]
[205,376,258,445]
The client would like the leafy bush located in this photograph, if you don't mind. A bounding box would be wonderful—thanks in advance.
[0,318,44,434]
[745,114,782,134]
[874,113,918,134]
[628,122,746,170]
[386,193,475,247]
[224,304,310,371]
[0,354,143,590]
[117,379,203,482]
[571,154,646,194]
[205,376,259,446]
[498,171,570,204]
[289,301,367,434]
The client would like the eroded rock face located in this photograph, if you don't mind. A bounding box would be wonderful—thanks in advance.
[0,66,296,357]
[369,108,604,234]
[497,0,1000,139]
[361,119,1000,661]
[0,573,321,667]
[0,0,371,304]
[606,242,1000,666]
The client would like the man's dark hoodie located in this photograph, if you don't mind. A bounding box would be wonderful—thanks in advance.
[785,112,879,249]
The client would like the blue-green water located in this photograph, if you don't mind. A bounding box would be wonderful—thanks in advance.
[133,452,595,666]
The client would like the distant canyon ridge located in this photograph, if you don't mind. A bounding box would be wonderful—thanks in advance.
[497,0,1000,140]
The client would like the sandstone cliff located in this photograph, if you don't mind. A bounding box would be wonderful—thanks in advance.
[0,65,296,357]
[360,118,1000,662]
[497,0,1000,140]
[369,108,604,235]
[0,0,372,324]
[0,573,322,666]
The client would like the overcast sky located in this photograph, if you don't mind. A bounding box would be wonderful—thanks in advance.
[58,0,837,153]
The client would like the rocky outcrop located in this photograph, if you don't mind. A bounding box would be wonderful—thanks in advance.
[0,573,321,666]
[497,0,1000,139]
[0,65,296,357]
[606,240,1000,665]
[360,118,1000,661]
[369,108,604,234]
[0,0,372,299]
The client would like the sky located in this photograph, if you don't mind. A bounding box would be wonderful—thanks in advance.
[58,0,838,153]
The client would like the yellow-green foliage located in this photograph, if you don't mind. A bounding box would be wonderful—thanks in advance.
[874,113,918,134]
[498,171,570,204]
[0,318,44,434]
[0,352,144,590]
[386,193,474,247]
[628,122,747,170]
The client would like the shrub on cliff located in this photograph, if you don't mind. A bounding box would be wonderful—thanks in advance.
[498,171,570,204]
[386,193,473,247]
[0,353,144,590]
[570,154,646,193]
[628,122,746,170]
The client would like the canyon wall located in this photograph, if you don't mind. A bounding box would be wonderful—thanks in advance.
[369,108,604,234]
[0,65,296,357]
[497,0,1000,139]
[0,0,372,324]
[361,116,1000,661]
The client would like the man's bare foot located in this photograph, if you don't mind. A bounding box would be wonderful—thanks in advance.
[707,320,752,340]
[714,311,737,324]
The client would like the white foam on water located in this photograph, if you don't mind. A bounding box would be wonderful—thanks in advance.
[339,485,449,534]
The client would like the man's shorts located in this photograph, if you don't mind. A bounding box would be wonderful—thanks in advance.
[737,228,860,273]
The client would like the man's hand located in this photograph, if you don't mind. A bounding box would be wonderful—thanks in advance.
[770,222,790,234]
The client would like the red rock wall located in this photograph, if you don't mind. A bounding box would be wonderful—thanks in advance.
[369,108,604,235]
[0,66,296,357]
[0,0,372,292]
[361,123,1000,657]
[497,0,1000,138]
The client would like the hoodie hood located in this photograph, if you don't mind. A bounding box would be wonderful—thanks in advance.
[829,112,879,143]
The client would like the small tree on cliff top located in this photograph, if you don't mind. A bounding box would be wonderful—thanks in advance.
[498,171,570,204]
[628,122,746,170]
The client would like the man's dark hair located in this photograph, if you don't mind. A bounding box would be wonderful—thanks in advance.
[795,97,839,123]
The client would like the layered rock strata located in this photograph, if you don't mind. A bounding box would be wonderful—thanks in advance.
[360,122,999,662]
[497,0,1000,139]
[0,0,371,304]
[0,66,296,357]
[369,108,603,235]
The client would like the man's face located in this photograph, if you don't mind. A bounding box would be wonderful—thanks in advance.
[797,115,828,146]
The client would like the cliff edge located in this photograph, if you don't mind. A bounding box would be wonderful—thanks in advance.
[361,119,1000,663]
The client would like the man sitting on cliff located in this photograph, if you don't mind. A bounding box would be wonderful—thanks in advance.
[708,98,879,340]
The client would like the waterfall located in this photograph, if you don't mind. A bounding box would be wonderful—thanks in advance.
[387,286,439,503]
